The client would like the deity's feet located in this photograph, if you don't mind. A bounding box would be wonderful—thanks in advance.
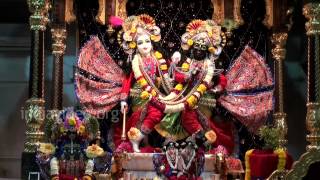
[127,127,145,153]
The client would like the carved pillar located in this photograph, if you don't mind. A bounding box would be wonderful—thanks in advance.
[265,0,290,151]
[22,0,50,178]
[211,0,243,28]
[271,33,288,149]
[115,0,127,20]
[50,0,70,111]
[51,27,66,110]
[303,2,320,151]
[24,0,50,153]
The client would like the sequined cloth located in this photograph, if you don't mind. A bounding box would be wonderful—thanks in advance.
[75,36,125,116]
[218,46,274,133]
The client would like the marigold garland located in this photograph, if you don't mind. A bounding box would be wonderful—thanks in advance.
[174,83,183,91]
[154,51,163,59]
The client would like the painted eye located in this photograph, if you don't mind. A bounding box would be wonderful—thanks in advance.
[137,40,143,45]
[145,39,151,43]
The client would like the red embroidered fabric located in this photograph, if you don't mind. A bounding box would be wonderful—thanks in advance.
[218,46,274,133]
[75,36,125,116]
[224,46,273,92]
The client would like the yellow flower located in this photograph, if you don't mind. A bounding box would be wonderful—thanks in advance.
[140,91,150,99]
[85,144,104,158]
[186,95,198,108]
[208,46,216,53]
[196,84,207,94]
[68,117,76,126]
[130,27,137,33]
[150,35,156,41]
[79,125,86,134]
[60,126,65,133]
[154,51,163,59]
[127,127,141,140]
[205,130,217,143]
[38,143,55,155]
[187,39,193,46]
[138,78,148,87]
[175,83,183,91]
[129,41,136,49]
[181,63,190,72]
[160,64,168,70]
[151,89,157,97]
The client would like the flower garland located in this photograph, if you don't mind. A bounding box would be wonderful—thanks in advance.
[85,159,94,176]
[165,147,179,170]
[132,52,171,99]
[50,157,59,176]
[162,58,215,113]
[158,58,192,102]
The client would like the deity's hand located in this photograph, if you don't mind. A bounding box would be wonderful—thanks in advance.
[210,85,223,93]
[171,51,181,64]
[120,101,128,113]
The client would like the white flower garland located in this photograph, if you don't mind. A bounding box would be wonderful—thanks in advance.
[163,59,215,113]
[49,157,95,176]
[50,157,59,176]
[132,52,216,113]
[85,159,94,175]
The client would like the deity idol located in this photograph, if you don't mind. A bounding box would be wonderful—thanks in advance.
[76,15,274,155]
[150,19,274,155]
[76,14,175,152]
[150,19,234,153]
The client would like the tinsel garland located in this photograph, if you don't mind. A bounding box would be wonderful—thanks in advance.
[244,148,287,180]
[274,148,287,171]
[244,149,254,180]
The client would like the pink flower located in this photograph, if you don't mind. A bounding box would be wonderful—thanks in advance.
[115,141,133,153]
[109,16,123,27]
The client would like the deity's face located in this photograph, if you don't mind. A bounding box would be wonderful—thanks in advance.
[192,39,208,61]
[136,34,152,57]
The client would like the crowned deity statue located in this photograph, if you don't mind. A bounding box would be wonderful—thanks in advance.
[75,14,274,156]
